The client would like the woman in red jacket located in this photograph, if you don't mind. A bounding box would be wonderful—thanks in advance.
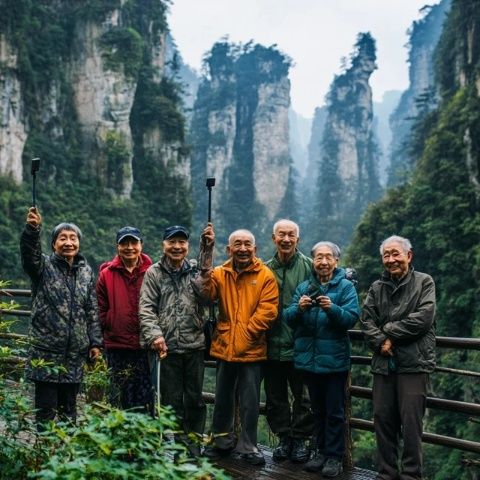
[96,226,154,411]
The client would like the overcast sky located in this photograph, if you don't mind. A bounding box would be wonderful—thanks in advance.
[167,0,440,118]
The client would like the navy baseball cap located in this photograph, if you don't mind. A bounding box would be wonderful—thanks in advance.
[116,226,143,244]
[163,225,190,240]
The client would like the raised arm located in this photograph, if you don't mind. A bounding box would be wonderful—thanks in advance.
[20,207,44,283]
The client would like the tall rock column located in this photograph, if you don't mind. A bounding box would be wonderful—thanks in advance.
[310,33,381,247]
[69,8,139,198]
[190,42,294,245]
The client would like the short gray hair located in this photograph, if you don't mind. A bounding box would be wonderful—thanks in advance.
[311,241,341,259]
[272,219,300,236]
[51,222,83,248]
[228,229,256,245]
[380,235,412,255]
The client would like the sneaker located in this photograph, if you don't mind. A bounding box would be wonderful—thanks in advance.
[202,445,231,459]
[272,435,291,462]
[241,451,266,466]
[290,438,309,463]
[304,449,326,472]
[321,457,343,477]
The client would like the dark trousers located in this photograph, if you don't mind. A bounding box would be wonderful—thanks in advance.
[106,349,154,413]
[264,360,312,439]
[152,350,206,435]
[212,360,262,454]
[373,373,428,480]
[34,381,80,427]
[304,370,349,459]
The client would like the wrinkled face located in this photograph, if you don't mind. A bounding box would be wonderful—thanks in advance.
[53,229,80,262]
[272,221,299,259]
[163,236,189,265]
[382,241,412,279]
[227,232,256,269]
[117,237,142,264]
[313,245,338,281]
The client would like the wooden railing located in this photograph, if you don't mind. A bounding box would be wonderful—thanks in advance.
[2,288,480,456]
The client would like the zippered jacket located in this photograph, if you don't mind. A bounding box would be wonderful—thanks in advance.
[194,256,279,362]
[96,253,152,350]
[360,268,436,375]
[265,250,312,361]
[20,224,102,383]
[139,256,205,352]
[285,268,360,374]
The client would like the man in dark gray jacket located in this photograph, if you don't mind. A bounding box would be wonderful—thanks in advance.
[360,235,436,480]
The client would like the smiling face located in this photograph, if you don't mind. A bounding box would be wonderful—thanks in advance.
[272,220,299,262]
[382,241,412,280]
[227,231,256,270]
[117,237,142,266]
[313,245,338,283]
[163,235,189,268]
[53,229,80,264]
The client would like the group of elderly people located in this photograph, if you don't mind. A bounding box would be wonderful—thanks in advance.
[21,207,435,480]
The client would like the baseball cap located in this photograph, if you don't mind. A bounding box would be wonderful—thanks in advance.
[116,226,143,244]
[163,225,190,240]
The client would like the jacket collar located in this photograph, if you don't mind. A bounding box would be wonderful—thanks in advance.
[222,256,263,274]
[268,249,303,269]
[310,267,345,289]
[108,253,152,273]
[159,255,192,274]
[380,266,414,287]
[51,252,86,271]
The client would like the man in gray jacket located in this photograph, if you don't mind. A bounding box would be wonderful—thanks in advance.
[139,225,209,455]
[360,235,436,480]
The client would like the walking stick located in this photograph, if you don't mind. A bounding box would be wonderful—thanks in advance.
[31,158,40,207]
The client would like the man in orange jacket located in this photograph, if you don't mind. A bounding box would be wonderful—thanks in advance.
[195,224,279,465]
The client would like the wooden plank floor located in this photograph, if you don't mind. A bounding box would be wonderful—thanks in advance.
[214,447,377,479]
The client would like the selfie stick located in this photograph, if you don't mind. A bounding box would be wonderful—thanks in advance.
[206,177,215,223]
[31,158,40,208]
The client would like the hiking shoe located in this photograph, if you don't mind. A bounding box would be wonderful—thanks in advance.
[304,449,326,472]
[240,451,266,465]
[272,435,291,462]
[290,438,309,463]
[202,445,231,459]
[322,457,344,477]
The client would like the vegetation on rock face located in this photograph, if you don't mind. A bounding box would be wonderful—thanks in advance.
[0,0,190,281]
[347,1,480,476]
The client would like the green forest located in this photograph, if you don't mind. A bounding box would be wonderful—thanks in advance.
[0,0,479,478]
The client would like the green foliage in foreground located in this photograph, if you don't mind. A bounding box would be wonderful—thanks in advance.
[0,377,229,480]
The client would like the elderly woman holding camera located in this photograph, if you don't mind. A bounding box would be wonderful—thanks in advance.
[284,242,360,478]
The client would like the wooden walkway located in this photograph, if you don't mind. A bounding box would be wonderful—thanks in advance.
[214,447,377,479]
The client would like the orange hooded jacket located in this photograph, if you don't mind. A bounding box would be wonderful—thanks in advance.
[197,257,279,362]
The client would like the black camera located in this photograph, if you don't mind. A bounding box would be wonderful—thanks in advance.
[307,284,322,307]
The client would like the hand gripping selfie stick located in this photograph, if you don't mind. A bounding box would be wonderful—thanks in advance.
[31,158,40,208]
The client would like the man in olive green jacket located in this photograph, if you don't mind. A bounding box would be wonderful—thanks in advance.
[264,219,313,463]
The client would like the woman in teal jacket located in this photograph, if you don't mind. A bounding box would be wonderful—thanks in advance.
[285,241,360,478]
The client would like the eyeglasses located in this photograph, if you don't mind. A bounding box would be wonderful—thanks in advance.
[314,254,336,261]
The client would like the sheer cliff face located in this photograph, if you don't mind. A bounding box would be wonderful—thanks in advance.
[0,1,188,200]
[190,42,293,241]
[388,0,452,185]
[0,35,26,182]
[307,33,381,247]
[70,10,136,198]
